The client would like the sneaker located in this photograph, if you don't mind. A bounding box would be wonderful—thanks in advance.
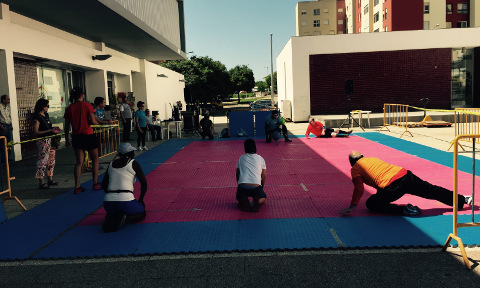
[138,146,143,151]
[465,196,473,206]
[74,186,86,194]
[92,182,102,190]
[143,146,148,151]
[402,204,422,216]
[285,138,293,142]
[347,130,353,136]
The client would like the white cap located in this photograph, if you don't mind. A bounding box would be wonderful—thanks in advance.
[117,142,137,154]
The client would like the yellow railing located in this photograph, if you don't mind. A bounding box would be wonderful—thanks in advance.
[447,108,480,151]
[442,134,480,269]
[85,121,121,169]
[378,104,413,138]
[0,136,25,211]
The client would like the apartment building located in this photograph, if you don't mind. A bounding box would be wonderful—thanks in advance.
[296,0,346,36]
[0,0,187,161]
[346,0,477,33]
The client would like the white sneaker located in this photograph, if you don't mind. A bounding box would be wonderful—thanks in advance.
[465,196,473,205]
[143,146,148,151]
[138,146,143,151]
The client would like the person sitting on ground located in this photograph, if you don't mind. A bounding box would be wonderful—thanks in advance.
[145,109,162,141]
[93,97,113,125]
[305,117,352,139]
[101,142,147,233]
[199,111,214,140]
[339,151,473,216]
[236,139,267,212]
[265,110,292,143]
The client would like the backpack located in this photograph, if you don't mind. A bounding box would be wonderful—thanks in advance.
[221,128,229,138]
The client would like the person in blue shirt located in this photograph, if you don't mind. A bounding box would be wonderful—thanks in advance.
[264,110,292,143]
[93,97,113,125]
[135,101,148,151]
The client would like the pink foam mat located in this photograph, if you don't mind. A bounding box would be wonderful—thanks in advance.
[79,137,480,226]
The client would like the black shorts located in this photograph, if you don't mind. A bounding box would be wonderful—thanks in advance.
[236,185,267,200]
[72,133,98,151]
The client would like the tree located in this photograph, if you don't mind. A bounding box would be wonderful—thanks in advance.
[160,56,231,104]
[264,71,277,94]
[229,65,255,103]
[255,81,268,93]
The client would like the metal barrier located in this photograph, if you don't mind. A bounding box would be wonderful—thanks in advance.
[85,122,120,169]
[0,136,25,211]
[442,134,480,269]
[447,108,480,151]
[378,103,413,138]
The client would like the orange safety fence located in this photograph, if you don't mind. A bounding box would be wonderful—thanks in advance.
[0,136,25,211]
[442,134,480,269]
[447,108,480,151]
[378,103,413,138]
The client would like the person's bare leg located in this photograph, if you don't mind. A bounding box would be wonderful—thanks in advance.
[88,148,99,184]
[74,149,84,188]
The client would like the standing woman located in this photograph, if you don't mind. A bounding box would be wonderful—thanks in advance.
[64,87,100,194]
[135,101,148,151]
[33,99,59,189]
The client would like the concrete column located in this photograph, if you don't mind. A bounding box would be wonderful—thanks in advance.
[84,70,107,102]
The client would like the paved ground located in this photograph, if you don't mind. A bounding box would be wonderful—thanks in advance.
[2,108,480,287]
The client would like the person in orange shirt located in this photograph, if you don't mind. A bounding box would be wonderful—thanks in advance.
[339,151,473,216]
[305,117,352,139]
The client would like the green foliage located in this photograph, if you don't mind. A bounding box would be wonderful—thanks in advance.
[264,71,277,94]
[255,81,268,92]
[161,56,231,104]
[229,65,255,94]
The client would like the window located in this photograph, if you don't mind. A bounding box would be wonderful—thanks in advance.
[324,8,329,13]
[364,5,369,14]
[303,32,310,36]
[457,21,468,28]
[446,22,452,28]
[338,19,344,25]
[358,27,361,33]
[374,12,379,23]
[424,3,429,14]
[384,9,387,20]
[323,19,329,25]
[446,4,452,14]
[313,31,321,35]
[338,8,343,13]
[457,3,468,14]
[301,10,307,15]
[374,0,380,6]
[385,26,388,32]
[302,21,307,26]
[358,13,361,20]
[314,20,320,27]
[314,9,320,15]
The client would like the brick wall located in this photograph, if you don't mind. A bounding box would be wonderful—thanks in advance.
[309,48,452,115]
[14,58,38,157]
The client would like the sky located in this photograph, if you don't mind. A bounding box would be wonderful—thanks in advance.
[184,0,301,82]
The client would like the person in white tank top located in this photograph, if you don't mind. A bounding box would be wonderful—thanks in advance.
[101,143,148,233]
[235,139,267,212]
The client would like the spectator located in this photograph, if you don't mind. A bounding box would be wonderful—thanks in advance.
[118,94,132,141]
[235,139,267,212]
[135,101,148,151]
[101,142,147,233]
[199,111,214,140]
[145,109,162,141]
[64,87,100,194]
[265,110,292,143]
[305,117,352,138]
[0,94,13,161]
[33,99,60,189]
[104,105,113,122]
[94,97,113,125]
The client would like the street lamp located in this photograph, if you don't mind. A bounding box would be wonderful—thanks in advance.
[270,33,274,106]
[186,51,194,58]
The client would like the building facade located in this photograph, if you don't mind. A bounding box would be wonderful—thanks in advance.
[276,28,480,122]
[296,0,346,36]
[0,0,187,161]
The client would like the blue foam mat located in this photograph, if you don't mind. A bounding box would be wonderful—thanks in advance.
[0,203,7,224]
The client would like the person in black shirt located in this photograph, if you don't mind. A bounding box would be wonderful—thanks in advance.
[33,99,60,189]
[199,111,214,140]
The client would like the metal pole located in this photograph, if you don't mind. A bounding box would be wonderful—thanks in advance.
[270,33,274,107]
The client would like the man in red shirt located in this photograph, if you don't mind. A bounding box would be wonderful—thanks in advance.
[64,87,100,194]
[305,117,352,138]
[339,151,473,216]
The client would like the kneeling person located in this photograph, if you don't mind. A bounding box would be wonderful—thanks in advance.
[101,143,147,232]
[236,139,266,212]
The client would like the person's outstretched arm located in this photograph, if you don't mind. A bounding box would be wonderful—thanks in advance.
[339,177,363,214]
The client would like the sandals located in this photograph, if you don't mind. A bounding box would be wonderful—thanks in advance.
[48,180,59,186]
[38,183,50,189]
